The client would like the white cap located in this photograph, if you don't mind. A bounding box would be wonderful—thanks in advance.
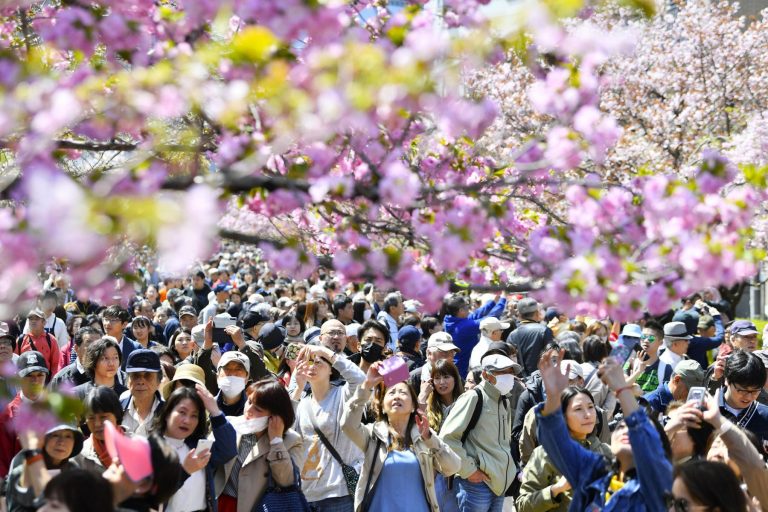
[480,317,510,332]
[346,323,361,337]
[427,332,460,353]
[481,353,517,372]
[562,360,583,380]
[403,299,422,314]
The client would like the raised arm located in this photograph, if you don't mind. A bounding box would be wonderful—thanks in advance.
[340,363,381,451]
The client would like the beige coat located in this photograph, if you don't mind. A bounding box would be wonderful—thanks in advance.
[213,429,305,512]
[341,386,461,512]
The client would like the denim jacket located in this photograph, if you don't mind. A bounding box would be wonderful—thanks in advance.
[535,404,671,511]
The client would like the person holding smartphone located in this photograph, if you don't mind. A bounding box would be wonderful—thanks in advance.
[153,384,237,512]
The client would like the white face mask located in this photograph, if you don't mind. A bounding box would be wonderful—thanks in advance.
[217,376,246,398]
[237,415,269,434]
[363,310,372,321]
[492,374,516,396]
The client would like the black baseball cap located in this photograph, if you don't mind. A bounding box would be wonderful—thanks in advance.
[179,305,197,318]
[126,349,162,373]
[17,351,49,377]
[242,310,270,330]
[258,323,286,350]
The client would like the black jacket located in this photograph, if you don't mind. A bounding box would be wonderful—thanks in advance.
[507,322,553,377]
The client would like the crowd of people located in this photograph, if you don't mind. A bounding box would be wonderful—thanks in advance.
[0,248,766,512]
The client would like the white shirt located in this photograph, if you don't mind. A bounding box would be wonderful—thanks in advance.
[121,395,162,437]
[376,311,398,352]
[469,335,493,369]
[658,349,685,385]
[23,312,69,349]
[164,436,207,512]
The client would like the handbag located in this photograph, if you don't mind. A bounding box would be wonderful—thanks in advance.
[309,413,359,496]
[254,465,311,512]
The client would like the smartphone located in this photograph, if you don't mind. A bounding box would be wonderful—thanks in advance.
[610,335,640,366]
[196,438,214,453]
[212,315,236,345]
[686,386,707,410]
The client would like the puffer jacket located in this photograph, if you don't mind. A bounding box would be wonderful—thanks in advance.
[341,386,461,512]
[516,436,611,512]
[439,380,517,496]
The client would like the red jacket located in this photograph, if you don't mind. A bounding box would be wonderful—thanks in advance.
[15,332,60,376]
[0,395,23,477]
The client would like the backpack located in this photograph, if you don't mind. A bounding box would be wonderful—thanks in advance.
[14,332,53,354]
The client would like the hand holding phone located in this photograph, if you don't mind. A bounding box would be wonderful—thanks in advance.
[196,438,214,454]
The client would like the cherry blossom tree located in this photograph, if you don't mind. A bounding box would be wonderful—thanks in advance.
[0,0,764,321]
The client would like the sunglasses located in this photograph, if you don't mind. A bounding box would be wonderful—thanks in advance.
[641,334,656,342]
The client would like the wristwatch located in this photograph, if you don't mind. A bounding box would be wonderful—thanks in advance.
[20,448,42,460]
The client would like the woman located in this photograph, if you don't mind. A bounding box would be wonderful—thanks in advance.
[145,285,161,310]
[584,321,610,343]
[670,460,748,512]
[5,424,84,512]
[419,360,463,512]
[73,336,128,400]
[341,363,460,511]
[59,314,85,367]
[84,313,104,334]
[292,344,366,511]
[39,468,114,512]
[170,328,196,364]
[516,387,612,512]
[536,349,672,511]
[464,366,482,391]
[303,300,321,329]
[76,386,124,475]
[352,299,371,325]
[155,384,237,512]
[420,360,462,432]
[580,335,616,419]
[281,314,305,344]
[131,316,158,349]
[213,379,304,512]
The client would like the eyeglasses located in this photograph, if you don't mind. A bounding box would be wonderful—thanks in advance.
[731,385,762,397]
[664,493,695,512]
[322,330,345,338]
[641,334,656,342]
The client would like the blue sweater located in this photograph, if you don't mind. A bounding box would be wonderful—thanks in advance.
[536,404,671,512]
[444,299,506,376]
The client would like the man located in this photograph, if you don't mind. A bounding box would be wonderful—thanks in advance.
[199,283,231,324]
[370,284,386,316]
[397,325,425,371]
[186,270,211,313]
[410,331,461,395]
[357,319,390,373]
[642,360,706,417]
[506,297,552,378]
[657,321,691,384]
[215,351,251,416]
[686,302,725,369]
[672,293,702,336]
[318,319,348,354]
[440,353,517,511]
[239,308,269,342]
[22,291,69,349]
[624,321,665,393]
[0,351,48,477]
[470,317,510,369]
[121,349,164,437]
[101,305,141,371]
[444,293,507,377]
[256,322,286,374]
[15,308,60,379]
[718,350,768,442]
[332,295,354,325]
[50,326,101,389]
[730,320,759,352]
[376,292,403,351]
